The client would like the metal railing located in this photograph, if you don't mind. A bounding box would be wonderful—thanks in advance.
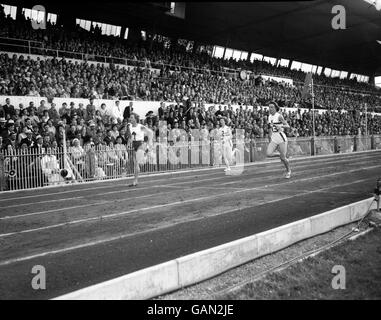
[1,135,380,192]
[0,37,380,97]
[0,40,239,77]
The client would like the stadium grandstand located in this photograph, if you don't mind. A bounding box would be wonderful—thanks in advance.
[1,1,381,189]
[0,1,381,302]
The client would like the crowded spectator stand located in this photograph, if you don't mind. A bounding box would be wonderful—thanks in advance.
[1,8,381,191]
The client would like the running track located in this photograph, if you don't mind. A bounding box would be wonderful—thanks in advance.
[0,150,380,299]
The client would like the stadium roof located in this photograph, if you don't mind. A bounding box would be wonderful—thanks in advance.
[8,0,381,76]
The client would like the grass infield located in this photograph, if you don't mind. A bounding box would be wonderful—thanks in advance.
[223,227,381,300]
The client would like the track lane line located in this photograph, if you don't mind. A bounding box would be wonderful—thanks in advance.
[1,159,376,219]
[1,154,375,211]
[0,151,379,202]
[0,176,373,267]
[0,164,379,238]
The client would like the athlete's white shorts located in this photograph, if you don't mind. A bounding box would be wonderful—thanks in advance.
[222,141,233,162]
[270,132,287,145]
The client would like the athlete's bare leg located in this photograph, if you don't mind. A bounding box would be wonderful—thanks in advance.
[132,151,139,186]
[267,141,291,178]
[278,142,291,173]
[266,141,279,157]
[223,143,231,171]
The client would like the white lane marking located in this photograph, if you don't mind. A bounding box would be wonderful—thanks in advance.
[0,164,379,238]
[0,196,85,209]
[0,186,196,220]
[0,177,373,267]
[1,153,374,213]
[1,158,375,220]
[0,151,378,202]
[219,159,379,186]
[166,158,376,188]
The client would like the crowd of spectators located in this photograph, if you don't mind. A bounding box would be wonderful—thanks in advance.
[0,10,381,110]
[0,8,381,156]
[1,10,379,91]
[1,96,381,155]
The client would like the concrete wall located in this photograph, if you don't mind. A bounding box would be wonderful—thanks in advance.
[54,197,376,300]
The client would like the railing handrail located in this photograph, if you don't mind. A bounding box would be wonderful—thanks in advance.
[1,134,380,191]
[0,38,381,97]
[0,36,43,44]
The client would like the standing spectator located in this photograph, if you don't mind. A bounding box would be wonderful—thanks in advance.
[86,99,96,119]
[37,100,48,117]
[27,101,36,114]
[29,108,40,127]
[48,103,60,124]
[99,103,110,122]
[111,100,123,122]
[2,98,15,119]
[59,103,67,117]
[123,102,133,121]
[77,103,88,120]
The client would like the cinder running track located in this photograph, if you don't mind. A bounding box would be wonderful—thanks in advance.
[0,150,380,299]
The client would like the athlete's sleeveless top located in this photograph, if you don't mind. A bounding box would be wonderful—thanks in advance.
[219,125,232,143]
[268,112,284,134]
[128,123,145,141]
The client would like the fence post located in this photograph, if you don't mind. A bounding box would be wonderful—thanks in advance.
[210,139,213,166]
[311,137,315,156]
[371,135,375,150]
[0,153,4,191]
[156,144,160,171]
[249,140,253,163]
[251,139,256,162]
[353,135,357,152]
[199,140,202,166]
[333,137,339,153]
[28,40,31,54]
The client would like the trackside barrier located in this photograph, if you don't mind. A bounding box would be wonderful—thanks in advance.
[53,197,376,300]
[287,138,311,157]
[314,137,335,155]
[1,135,381,191]
[335,136,355,153]
[356,136,372,152]
[374,135,381,150]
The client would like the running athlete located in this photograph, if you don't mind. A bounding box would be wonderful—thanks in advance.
[218,117,234,173]
[127,114,152,186]
[266,102,292,178]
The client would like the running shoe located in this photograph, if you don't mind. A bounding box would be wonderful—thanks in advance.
[224,167,231,172]
[129,180,138,187]
[285,170,292,179]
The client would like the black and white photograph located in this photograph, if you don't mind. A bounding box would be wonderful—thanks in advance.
[0,0,381,308]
